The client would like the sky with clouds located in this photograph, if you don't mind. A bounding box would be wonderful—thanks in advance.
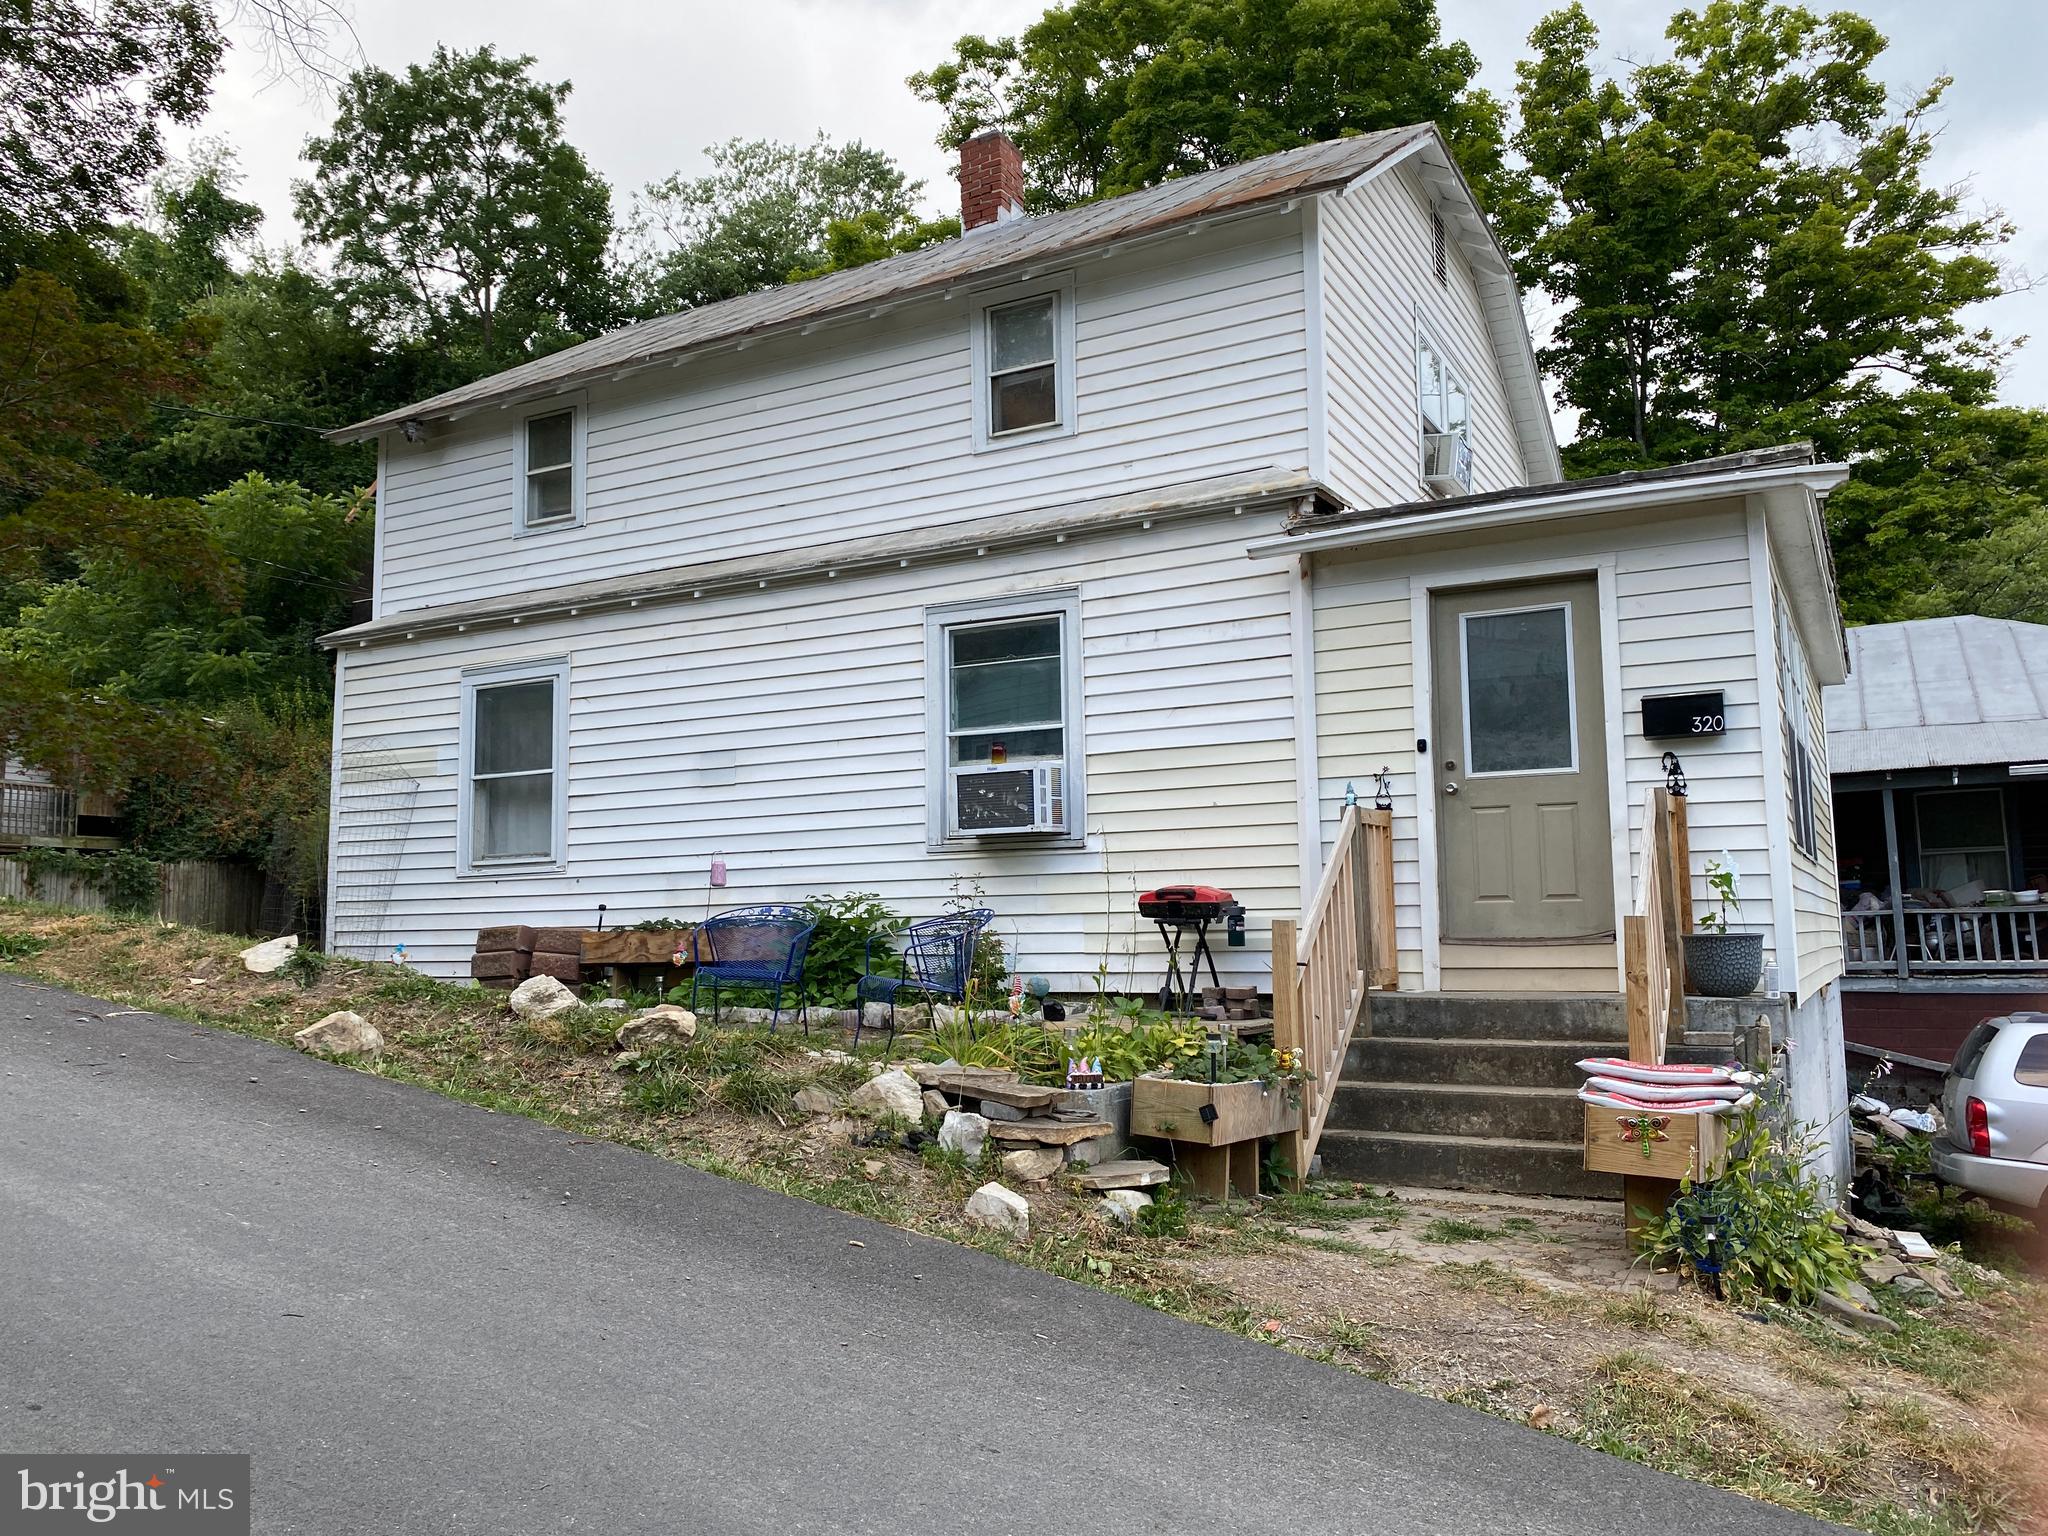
[176,0,2047,408]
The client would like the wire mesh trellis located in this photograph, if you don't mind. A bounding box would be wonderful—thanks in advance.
[328,744,422,961]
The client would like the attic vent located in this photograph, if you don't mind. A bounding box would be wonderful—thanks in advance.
[1430,209,1448,287]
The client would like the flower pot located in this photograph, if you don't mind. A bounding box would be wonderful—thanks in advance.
[1682,930,1764,998]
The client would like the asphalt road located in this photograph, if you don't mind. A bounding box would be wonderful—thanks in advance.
[0,976,1840,1534]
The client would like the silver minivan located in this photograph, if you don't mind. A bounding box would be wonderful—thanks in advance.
[1934,1012,2048,1216]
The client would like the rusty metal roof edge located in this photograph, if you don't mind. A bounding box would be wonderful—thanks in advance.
[320,468,1325,649]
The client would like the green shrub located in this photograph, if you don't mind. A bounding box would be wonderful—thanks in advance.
[1645,1102,1864,1304]
[15,847,162,914]
[801,891,907,1008]
[625,1066,700,1117]
[0,930,48,961]
[1135,1182,1190,1238]
[278,944,330,990]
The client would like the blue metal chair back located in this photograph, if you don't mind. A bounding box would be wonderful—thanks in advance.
[902,908,994,1001]
[694,903,816,983]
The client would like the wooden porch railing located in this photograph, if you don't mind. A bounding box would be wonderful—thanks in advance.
[1624,785,1688,1064]
[1272,803,1396,1184]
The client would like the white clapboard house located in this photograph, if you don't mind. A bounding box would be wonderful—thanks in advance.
[322,124,1851,1190]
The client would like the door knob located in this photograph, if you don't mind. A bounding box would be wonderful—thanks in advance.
[1444,782,1459,795]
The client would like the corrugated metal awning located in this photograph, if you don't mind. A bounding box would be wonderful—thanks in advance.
[1825,616,2048,774]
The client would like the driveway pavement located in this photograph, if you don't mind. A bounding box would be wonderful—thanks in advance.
[0,976,1840,1533]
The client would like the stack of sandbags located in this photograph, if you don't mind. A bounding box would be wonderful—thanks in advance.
[527,927,584,986]
[1575,1056,1759,1116]
[470,925,536,991]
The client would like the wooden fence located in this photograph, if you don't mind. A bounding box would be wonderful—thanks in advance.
[1272,804,1397,1185]
[0,857,269,937]
[1623,786,1689,1064]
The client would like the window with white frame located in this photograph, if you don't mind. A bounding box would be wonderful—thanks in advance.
[461,662,567,869]
[1775,594,1820,859]
[925,593,1082,841]
[970,278,1075,450]
[518,404,582,530]
[1415,327,1472,493]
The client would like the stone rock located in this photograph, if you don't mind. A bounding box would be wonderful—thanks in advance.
[1861,1256,1912,1288]
[293,1010,382,1055]
[793,1085,839,1116]
[1921,1267,1963,1301]
[239,934,299,974]
[806,1048,857,1065]
[1072,1159,1169,1191]
[1001,1146,1065,1182]
[922,1089,951,1120]
[614,1004,698,1051]
[508,974,580,1020]
[815,1117,860,1145]
[1814,1290,1900,1335]
[596,997,630,1011]
[1100,1189,1154,1226]
[848,1067,923,1122]
[938,1110,991,1161]
[904,1059,959,1085]
[964,1181,1029,1238]
[978,1099,1026,1122]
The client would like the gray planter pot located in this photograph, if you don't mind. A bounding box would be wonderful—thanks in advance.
[1683,931,1764,998]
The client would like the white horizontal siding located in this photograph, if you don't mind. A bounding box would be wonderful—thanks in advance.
[330,511,1306,990]
[374,213,1312,617]
[1307,501,1785,991]
[1317,165,1528,513]
[1781,577,1845,997]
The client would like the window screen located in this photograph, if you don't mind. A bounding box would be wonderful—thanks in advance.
[472,679,556,860]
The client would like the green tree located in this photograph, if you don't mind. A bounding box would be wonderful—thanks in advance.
[114,150,264,329]
[789,208,962,283]
[909,0,1526,228]
[295,44,620,365]
[0,0,224,257]
[627,136,943,310]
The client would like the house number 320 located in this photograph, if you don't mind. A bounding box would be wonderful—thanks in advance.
[1692,713,1724,733]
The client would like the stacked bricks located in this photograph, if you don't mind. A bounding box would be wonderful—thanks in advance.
[1196,985,1261,1023]
[470,925,535,990]
[528,928,584,986]
[960,127,1025,230]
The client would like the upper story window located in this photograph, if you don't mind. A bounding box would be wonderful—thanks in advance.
[970,275,1076,452]
[517,400,585,533]
[1774,594,1820,859]
[1416,328,1472,495]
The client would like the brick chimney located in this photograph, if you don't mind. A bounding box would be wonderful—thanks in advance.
[960,127,1026,231]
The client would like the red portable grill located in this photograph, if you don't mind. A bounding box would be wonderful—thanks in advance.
[1137,885,1245,1013]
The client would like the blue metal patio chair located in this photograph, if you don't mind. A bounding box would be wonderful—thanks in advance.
[853,908,995,1049]
[689,903,818,1034]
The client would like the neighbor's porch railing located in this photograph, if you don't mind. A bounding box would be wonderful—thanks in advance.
[1272,803,1396,1186]
[1844,906,2048,975]
[0,782,78,842]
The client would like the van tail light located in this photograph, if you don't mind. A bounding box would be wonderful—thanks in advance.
[1966,1096,1990,1158]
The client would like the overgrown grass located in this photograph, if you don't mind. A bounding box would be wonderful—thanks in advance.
[1419,1216,1501,1244]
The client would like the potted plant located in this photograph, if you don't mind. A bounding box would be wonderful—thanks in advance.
[1682,854,1764,997]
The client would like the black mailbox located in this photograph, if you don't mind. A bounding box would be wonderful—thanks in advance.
[1642,691,1726,739]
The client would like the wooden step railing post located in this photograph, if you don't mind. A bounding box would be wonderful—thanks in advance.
[1270,916,1305,1191]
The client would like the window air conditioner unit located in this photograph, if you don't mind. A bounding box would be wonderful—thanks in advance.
[1421,431,1474,496]
[952,762,1065,836]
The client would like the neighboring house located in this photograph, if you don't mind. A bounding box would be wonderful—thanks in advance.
[320,123,1851,1187]
[0,759,118,850]
[1826,617,2048,1064]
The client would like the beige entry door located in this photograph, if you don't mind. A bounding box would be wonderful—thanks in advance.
[1431,578,1613,942]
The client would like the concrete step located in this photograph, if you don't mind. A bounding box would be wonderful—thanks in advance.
[1319,1128,1620,1200]
[1328,1080,1584,1142]
[1344,1035,1604,1090]
[1368,991,1627,1043]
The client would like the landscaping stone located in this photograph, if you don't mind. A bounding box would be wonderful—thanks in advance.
[614,1004,698,1050]
[938,1110,991,1161]
[239,934,299,974]
[1920,1268,1963,1301]
[848,1068,923,1122]
[1063,1130,1128,1167]
[1072,1160,1169,1191]
[978,1099,1026,1122]
[1001,1146,1065,1182]
[1099,1189,1153,1226]
[987,1119,1113,1146]
[1814,1291,1900,1335]
[293,1011,382,1056]
[904,1059,960,1085]
[922,1089,950,1119]
[508,975,580,1020]
[964,1182,1029,1238]
[793,1086,839,1116]
[1860,1256,1912,1288]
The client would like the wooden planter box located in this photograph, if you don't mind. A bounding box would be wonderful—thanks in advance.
[1582,1103,1730,1182]
[1130,1075,1301,1202]
[581,929,695,967]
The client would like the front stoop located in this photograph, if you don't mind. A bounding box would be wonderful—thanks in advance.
[1317,992,1627,1199]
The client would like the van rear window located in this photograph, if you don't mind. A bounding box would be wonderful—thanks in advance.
[2015,1033,2048,1088]
[1953,1021,2001,1079]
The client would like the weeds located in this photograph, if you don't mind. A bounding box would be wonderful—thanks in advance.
[1420,1217,1500,1244]
[716,1065,799,1118]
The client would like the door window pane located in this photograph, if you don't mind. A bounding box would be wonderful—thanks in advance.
[476,772,553,860]
[1463,605,1574,774]
[474,681,555,775]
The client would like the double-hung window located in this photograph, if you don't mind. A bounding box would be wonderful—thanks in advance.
[925,593,1083,842]
[1415,327,1472,493]
[1775,594,1820,859]
[518,402,584,531]
[970,277,1075,450]
[461,661,568,871]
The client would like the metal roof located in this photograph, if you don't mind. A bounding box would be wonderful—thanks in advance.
[332,125,1444,443]
[1825,617,2048,775]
